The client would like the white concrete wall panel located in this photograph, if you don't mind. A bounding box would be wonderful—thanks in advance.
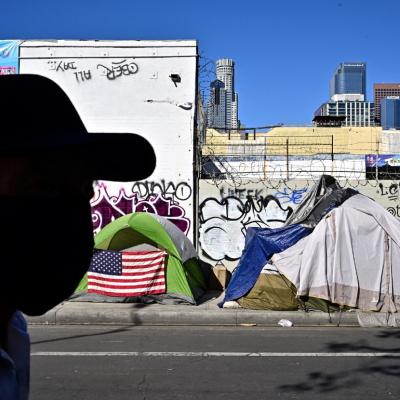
[19,40,197,240]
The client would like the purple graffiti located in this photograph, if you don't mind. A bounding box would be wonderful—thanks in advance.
[136,193,190,235]
[90,183,190,236]
[91,184,136,234]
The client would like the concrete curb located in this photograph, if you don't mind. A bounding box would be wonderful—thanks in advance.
[24,302,360,327]
[24,303,66,325]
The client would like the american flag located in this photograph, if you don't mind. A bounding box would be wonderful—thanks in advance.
[88,250,166,297]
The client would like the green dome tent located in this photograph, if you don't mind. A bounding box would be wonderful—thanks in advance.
[70,213,206,305]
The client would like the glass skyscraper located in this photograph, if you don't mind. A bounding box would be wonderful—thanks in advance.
[207,79,230,129]
[380,96,400,130]
[374,83,400,124]
[330,62,367,101]
[206,58,239,131]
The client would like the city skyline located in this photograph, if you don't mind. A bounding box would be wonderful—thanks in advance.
[207,56,399,128]
[2,0,400,126]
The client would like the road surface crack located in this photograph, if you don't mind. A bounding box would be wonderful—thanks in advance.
[139,335,150,351]
[137,373,149,400]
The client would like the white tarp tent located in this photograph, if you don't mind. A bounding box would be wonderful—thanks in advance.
[274,195,400,313]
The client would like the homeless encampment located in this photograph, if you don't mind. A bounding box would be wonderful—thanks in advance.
[220,175,400,313]
[70,212,207,305]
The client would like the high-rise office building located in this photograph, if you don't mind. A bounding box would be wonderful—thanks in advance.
[315,62,373,127]
[316,101,375,127]
[374,83,400,124]
[207,79,230,128]
[217,59,235,95]
[330,62,367,101]
[207,58,239,130]
[380,96,400,130]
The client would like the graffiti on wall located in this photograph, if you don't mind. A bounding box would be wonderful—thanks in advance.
[74,70,92,82]
[97,60,139,80]
[49,61,77,71]
[199,179,400,263]
[46,58,139,84]
[379,182,400,217]
[198,194,293,261]
[220,186,307,205]
[274,188,307,205]
[91,182,190,236]
[132,180,192,203]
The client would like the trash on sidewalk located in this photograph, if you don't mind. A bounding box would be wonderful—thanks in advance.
[222,301,239,309]
[278,319,293,327]
[210,265,229,291]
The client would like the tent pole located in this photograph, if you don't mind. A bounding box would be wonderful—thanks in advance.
[376,140,379,184]
[286,139,289,180]
[331,135,334,176]
[264,136,266,180]
[337,306,343,327]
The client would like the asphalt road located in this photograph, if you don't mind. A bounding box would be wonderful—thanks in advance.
[28,325,400,399]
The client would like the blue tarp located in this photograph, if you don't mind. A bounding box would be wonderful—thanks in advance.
[218,224,309,307]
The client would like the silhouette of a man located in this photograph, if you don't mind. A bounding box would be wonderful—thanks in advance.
[0,75,156,399]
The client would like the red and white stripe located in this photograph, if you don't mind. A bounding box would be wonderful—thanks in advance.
[88,251,166,297]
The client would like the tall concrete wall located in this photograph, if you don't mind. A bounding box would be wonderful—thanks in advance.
[19,40,198,239]
[198,179,400,271]
[203,126,384,156]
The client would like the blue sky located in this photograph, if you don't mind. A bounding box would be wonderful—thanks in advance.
[2,0,400,126]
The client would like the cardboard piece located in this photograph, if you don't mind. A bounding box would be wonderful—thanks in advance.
[210,266,227,291]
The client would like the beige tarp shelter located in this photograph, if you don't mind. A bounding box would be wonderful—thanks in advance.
[274,195,400,312]
[238,264,344,312]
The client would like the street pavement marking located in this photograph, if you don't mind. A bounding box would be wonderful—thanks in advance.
[31,352,400,357]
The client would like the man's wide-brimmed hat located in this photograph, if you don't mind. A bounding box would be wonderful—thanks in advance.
[0,74,156,181]
[0,74,157,316]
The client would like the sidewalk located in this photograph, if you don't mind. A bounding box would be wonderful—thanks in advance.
[24,291,361,327]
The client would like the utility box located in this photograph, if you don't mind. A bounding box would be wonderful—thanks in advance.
[210,266,227,291]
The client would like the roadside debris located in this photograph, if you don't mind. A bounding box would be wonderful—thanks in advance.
[278,319,293,327]
[223,301,239,309]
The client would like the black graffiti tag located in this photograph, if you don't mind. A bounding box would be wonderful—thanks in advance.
[97,60,139,80]
[220,187,265,200]
[198,195,293,261]
[379,182,399,201]
[56,61,77,72]
[74,70,92,82]
[387,205,400,217]
[132,180,192,203]
[199,195,292,226]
